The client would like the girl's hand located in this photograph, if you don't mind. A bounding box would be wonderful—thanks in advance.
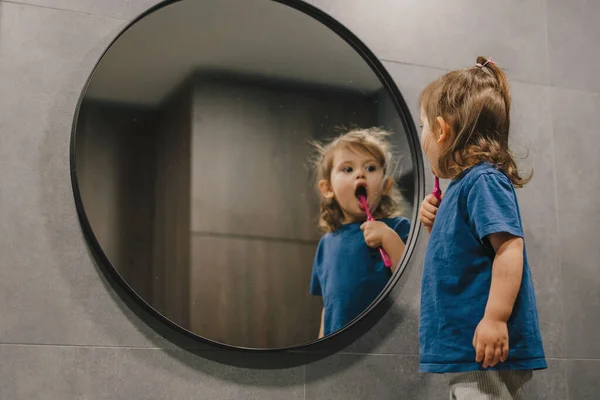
[360,220,392,248]
[419,194,441,233]
[472,317,509,368]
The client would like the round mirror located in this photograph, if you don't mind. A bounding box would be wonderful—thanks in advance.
[71,0,423,350]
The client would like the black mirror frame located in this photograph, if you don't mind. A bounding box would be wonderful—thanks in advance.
[70,0,425,352]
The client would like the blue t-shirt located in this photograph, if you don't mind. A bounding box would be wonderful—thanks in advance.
[420,162,547,373]
[310,216,411,336]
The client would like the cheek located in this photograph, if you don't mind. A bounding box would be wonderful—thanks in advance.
[332,174,350,192]
[369,173,385,190]
[421,132,432,153]
[331,176,342,191]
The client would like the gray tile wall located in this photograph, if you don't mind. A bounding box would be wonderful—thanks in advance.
[0,0,597,398]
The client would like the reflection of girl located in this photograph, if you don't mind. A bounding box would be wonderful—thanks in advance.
[418,57,546,398]
[309,128,410,338]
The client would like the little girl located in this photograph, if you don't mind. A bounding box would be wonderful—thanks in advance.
[418,57,547,399]
[309,128,411,338]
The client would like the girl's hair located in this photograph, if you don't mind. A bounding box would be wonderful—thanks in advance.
[311,127,403,233]
[419,56,532,187]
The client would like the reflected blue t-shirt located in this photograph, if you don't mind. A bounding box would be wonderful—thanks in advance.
[310,216,411,336]
[420,162,547,373]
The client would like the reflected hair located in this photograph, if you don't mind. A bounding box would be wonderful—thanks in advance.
[311,127,403,233]
[419,56,532,187]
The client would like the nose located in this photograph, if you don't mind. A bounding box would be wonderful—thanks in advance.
[355,169,365,179]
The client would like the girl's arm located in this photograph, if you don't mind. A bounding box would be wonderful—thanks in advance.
[484,232,524,321]
[382,230,406,273]
[318,308,325,339]
[361,221,407,272]
[472,232,524,367]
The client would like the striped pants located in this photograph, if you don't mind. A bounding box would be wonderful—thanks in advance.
[448,370,533,400]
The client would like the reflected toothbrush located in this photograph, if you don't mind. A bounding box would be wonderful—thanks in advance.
[433,175,442,203]
[358,195,393,268]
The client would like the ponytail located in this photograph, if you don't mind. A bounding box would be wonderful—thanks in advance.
[473,56,531,187]
[419,56,532,188]
[476,56,511,138]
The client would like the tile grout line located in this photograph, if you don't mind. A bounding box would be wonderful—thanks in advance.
[336,352,418,357]
[0,343,167,350]
[380,58,600,96]
[0,0,129,21]
[379,59,447,72]
[1,343,600,362]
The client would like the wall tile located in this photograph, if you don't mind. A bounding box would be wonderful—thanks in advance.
[567,359,600,400]
[510,82,564,358]
[547,0,600,93]
[0,345,89,399]
[308,0,549,85]
[86,348,305,400]
[520,359,568,400]
[306,353,447,400]
[0,345,304,400]
[551,87,600,359]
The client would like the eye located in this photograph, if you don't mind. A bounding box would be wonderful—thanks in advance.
[366,165,377,172]
[342,166,353,173]
[419,124,424,128]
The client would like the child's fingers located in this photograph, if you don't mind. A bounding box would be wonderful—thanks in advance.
[363,235,377,248]
[424,194,439,207]
[501,342,509,362]
[483,345,495,368]
[419,215,433,228]
[421,208,436,221]
[420,209,436,222]
[475,342,485,363]
[360,221,373,230]
[491,346,502,367]
[421,201,438,214]
[361,220,380,230]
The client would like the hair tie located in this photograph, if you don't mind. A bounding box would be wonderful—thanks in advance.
[475,58,495,69]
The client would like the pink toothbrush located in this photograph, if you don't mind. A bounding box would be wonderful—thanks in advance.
[358,195,393,268]
[433,175,442,203]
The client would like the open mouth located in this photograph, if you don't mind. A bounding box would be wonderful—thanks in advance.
[355,185,367,199]
[355,185,368,209]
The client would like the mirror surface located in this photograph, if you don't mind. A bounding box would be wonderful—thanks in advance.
[74,0,417,349]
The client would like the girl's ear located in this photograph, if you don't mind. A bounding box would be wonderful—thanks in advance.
[436,116,453,144]
[382,177,393,195]
[318,180,334,199]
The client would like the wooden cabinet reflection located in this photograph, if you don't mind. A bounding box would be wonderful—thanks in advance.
[190,236,319,347]
[185,76,376,347]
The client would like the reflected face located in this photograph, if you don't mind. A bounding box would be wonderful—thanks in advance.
[419,108,443,177]
[325,147,386,223]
